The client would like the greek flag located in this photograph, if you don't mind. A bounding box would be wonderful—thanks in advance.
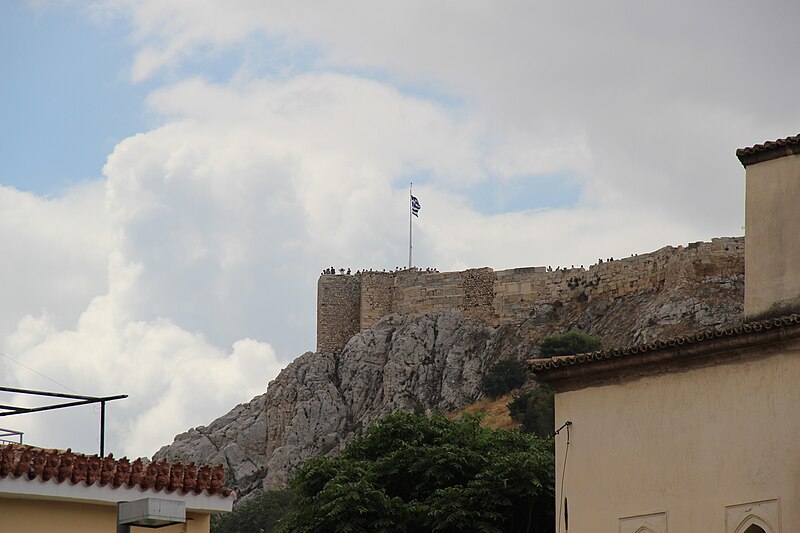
[411,195,421,217]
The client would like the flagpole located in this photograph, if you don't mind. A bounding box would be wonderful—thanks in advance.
[408,182,413,269]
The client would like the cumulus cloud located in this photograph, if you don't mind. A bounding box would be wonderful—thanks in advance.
[2,250,281,458]
[0,182,112,339]
[101,0,800,231]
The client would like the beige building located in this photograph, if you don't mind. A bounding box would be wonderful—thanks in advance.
[0,444,234,533]
[533,134,800,533]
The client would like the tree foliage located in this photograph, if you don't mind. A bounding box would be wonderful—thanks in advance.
[211,487,295,533]
[538,330,602,358]
[480,358,528,398]
[507,385,555,439]
[275,411,555,533]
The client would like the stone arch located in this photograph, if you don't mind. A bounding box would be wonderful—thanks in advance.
[733,514,773,533]
[634,527,657,533]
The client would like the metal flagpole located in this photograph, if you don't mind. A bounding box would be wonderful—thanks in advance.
[408,182,413,269]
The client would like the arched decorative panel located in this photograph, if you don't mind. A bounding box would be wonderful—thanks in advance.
[619,512,667,533]
[726,499,779,533]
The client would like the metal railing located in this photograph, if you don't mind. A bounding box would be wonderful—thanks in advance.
[0,386,126,456]
[0,427,23,444]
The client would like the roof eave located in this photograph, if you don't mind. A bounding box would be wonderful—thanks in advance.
[532,322,800,392]
[0,475,235,513]
[736,135,800,167]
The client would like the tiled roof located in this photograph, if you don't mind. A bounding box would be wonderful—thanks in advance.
[736,134,800,166]
[531,314,800,371]
[0,444,233,498]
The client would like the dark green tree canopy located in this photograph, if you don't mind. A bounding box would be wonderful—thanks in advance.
[211,488,295,533]
[480,358,528,398]
[276,412,554,533]
[508,385,555,439]
[538,330,602,358]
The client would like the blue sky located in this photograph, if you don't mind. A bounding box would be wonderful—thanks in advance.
[467,174,582,215]
[0,3,151,194]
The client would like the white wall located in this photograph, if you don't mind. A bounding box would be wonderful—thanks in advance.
[554,349,799,532]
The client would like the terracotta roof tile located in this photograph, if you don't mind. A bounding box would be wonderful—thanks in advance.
[531,314,800,372]
[0,444,233,498]
[736,134,800,166]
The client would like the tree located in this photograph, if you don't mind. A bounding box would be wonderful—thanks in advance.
[275,412,555,533]
[507,385,555,439]
[211,488,295,533]
[538,330,602,358]
[480,358,528,397]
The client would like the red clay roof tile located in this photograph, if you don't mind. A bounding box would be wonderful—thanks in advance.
[0,444,233,498]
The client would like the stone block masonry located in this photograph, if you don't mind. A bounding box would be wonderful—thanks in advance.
[317,274,361,354]
[316,237,745,353]
[360,272,394,330]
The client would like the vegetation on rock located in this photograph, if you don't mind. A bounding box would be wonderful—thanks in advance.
[481,358,529,398]
[508,385,555,439]
[275,411,554,533]
[538,330,602,357]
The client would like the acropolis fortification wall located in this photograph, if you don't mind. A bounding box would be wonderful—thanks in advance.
[316,237,744,353]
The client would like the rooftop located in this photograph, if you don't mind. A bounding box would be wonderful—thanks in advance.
[531,314,800,391]
[0,444,234,511]
[736,134,800,166]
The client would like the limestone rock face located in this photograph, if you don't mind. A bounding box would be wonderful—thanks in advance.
[154,257,744,503]
[152,393,269,500]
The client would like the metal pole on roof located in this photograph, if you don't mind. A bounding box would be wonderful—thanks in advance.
[409,182,413,269]
[100,400,106,457]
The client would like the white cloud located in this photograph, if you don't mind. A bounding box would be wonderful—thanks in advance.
[0,182,112,339]
[3,250,280,458]
[99,0,800,233]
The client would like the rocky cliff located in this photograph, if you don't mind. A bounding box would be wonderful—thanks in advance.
[153,238,745,502]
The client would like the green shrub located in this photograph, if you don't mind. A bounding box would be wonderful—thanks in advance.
[211,488,295,533]
[481,358,528,397]
[538,330,602,358]
[508,385,555,438]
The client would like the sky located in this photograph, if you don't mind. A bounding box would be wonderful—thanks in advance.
[1,0,799,459]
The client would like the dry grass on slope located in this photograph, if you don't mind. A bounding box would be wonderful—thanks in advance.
[447,392,520,430]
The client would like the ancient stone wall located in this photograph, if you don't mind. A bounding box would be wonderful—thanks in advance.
[460,268,497,324]
[359,273,394,330]
[391,270,464,317]
[492,237,743,324]
[316,275,361,353]
[316,237,745,353]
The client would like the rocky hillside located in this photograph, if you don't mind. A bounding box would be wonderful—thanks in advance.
[153,240,744,502]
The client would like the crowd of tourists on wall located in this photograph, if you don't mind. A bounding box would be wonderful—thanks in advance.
[321,267,440,276]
